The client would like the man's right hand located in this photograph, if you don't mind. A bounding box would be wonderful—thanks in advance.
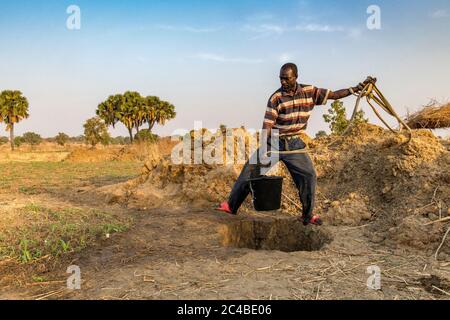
[354,76,377,92]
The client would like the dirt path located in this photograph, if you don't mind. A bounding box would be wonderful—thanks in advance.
[2,201,448,300]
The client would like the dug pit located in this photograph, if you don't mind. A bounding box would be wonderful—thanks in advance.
[219,217,333,252]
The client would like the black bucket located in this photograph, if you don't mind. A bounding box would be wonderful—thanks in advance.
[248,176,283,211]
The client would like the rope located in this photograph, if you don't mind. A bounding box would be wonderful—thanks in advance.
[343,82,412,144]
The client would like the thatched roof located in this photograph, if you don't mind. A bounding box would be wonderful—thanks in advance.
[406,104,450,129]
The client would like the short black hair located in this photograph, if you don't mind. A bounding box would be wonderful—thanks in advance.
[281,63,298,77]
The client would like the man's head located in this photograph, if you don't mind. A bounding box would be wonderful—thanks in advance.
[280,63,298,92]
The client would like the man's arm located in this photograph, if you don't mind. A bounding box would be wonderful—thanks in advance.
[328,88,357,100]
[262,122,273,137]
[262,94,280,137]
[328,76,377,100]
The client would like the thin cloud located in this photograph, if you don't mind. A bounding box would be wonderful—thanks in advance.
[430,9,449,18]
[195,53,264,64]
[347,27,363,39]
[155,24,222,33]
[294,24,345,32]
[246,12,275,22]
[243,22,357,39]
[279,53,294,63]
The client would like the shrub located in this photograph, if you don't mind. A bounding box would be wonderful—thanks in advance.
[134,129,159,143]
[111,136,131,145]
[22,132,42,146]
[323,100,368,135]
[55,132,69,146]
[83,117,111,147]
[315,130,328,138]
[14,136,24,147]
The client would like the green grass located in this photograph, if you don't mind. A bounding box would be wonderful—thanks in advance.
[0,161,140,263]
[0,205,131,263]
[0,161,141,194]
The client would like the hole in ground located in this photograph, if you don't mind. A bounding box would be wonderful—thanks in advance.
[219,217,333,252]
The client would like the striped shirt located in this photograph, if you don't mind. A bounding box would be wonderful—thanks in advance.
[264,83,330,136]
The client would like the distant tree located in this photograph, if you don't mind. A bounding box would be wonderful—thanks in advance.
[0,90,29,150]
[14,136,24,147]
[0,136,9,145]
[68,135,85,143]
[55,132,69,146]
[22,132,42,146]
[110,136,131,145]
[135,129,159,143]
[315,130,328,138]
[323,100,368,135]
[219,124,227,135]
[83,117,111,147]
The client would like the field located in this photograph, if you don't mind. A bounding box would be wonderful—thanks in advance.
[0,129,449,300]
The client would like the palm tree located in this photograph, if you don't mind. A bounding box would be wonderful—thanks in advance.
[143,96,176,131]
[143,96,160,131]
[0,90,29,150]
[97,93,138,143]
[156,101,176,126]
[96,94,122,128]
[117,101,137,143]
[123,91,146,134]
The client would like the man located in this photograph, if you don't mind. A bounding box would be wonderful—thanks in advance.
[216,63,375,226]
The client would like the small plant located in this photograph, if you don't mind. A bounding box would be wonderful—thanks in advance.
[0,136,8,145]
[19,239,32,263]
[19,186,40,195]
[32,276,46,283]
[323,100,368,135]
[60,239,70,253]
[102,223,128,234]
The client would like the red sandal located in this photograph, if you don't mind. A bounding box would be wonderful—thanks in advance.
[215,202,234,215]
[301,215,323,226]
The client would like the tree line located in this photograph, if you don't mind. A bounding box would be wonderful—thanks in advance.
[0,132,134,148]
[0,90,176,150]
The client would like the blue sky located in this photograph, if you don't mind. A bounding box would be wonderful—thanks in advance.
[0,0,449,138]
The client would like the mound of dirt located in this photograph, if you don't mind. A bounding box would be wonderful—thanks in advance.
[64,147,120,162]
[96,124,450,254]
[65,138,178,163]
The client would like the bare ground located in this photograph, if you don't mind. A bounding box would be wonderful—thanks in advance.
[1,134,449,300]
[1,192,448,300]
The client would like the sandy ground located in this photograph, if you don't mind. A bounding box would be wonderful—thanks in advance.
[0,134,449,300]
[1,192,448,300]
